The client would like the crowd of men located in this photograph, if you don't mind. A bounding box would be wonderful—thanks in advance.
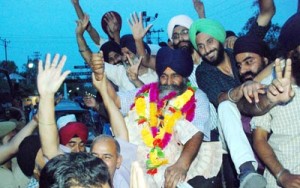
[1,0,300,187]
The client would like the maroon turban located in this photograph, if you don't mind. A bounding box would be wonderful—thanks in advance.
[59,122,88,145]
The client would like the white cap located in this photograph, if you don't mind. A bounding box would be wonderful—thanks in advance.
[57,114,77,130]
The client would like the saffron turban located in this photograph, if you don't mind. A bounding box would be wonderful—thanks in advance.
[167,15,193,41]
[100,41,122,63]
[189,18,226,50]
[59,122,88,146]
[156,47,193,78]
[234,35,270,58]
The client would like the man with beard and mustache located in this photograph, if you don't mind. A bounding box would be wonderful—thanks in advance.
[251,12,300,188]
[76,14,158,92]
[188,1,275,186]
[91,47,223,188]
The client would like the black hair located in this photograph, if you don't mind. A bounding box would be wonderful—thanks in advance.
[39,152,111,188]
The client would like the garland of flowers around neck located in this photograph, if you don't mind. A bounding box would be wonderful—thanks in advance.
[130,82,196,175]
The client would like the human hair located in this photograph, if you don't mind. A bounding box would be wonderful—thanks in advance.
[91,135,121,155]
[39,152,111,188]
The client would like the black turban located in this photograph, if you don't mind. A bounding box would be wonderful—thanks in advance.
[17,135,41,176]
[100,41,122,63]
[156,47,193,78]
[233,35,270,58]
[278,12,300,54]
[120,34,151,55]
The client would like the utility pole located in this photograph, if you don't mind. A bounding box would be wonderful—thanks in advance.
[0,37,10,62]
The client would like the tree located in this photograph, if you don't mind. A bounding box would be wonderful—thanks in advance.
[238,1,281,60]
[0,60,18,74]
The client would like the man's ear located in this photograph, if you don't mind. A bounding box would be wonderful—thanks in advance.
[116,155,123,169]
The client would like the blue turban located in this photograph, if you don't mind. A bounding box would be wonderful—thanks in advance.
[189,18,226,50]
[278,13,300,55]
[120,34,151,55]
[156,47,193,78]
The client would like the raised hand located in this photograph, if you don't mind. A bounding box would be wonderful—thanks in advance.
[193,0,205,18]
[37,54,71,97]
[128,12,152,41]
[90,52,105,81]
[71,0,79,5]
[104,12,121,38]
[126,54,142,82]
[76,13,90,35]
[224,36,237,49]
[267,58,295,104]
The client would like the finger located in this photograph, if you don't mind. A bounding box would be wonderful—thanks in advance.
[243,87,253,103]
[268,84,279,96]
[272,79,284,92]
[44,53,51,70]
[145,24,153,34]
[56,55,67,72]
[59,70,71,84]
[51,54,60,68]
[253,90,260,103]
[128,19,133,27]
[274,58,283,79]
[126,54,134,66]
[284,58,292,79]
[38,59,43,74]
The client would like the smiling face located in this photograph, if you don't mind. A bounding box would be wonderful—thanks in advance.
[235,52,267,82]
[196,32,225,66]
[172,26,194,54]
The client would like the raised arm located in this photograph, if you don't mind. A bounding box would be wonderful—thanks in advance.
[90,52,121,108]
[0,118,38,164]
[76,14,93,65]
[103,12,121,44]
[92,74,129,141]
[71,0,100,45]
[256,0,276,26]
[128,12,155,70]
[38,54,71,160]
[193,0,206,18]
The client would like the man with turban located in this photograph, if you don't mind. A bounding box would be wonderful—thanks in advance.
[57,114,88,153]
[72,0,122,47]
[252,12,300,188]
[100,40,123,65]
[188,1,275,187]
[76,12,158,91]
[90,47,223,187]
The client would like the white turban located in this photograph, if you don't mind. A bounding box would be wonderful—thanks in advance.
[167,15,193,42]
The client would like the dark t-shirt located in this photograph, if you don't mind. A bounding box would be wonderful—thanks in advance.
[196,21,271,107]
[196,50,240,107]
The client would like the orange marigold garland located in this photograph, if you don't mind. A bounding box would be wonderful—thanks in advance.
[132,82,196,175]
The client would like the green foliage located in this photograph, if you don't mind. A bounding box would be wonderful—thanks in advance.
[238,1,281,49]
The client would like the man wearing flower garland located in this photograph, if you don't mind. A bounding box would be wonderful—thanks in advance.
[91,47,223,188]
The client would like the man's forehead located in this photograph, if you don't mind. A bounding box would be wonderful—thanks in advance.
[173,25,189,33]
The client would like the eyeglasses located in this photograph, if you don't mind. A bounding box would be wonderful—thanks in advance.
[172,29,189,40]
